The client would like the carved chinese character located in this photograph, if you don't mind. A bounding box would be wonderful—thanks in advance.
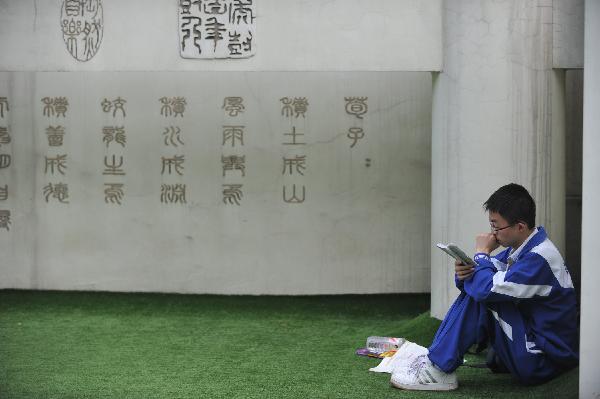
[292,97,308,118]
[280,97,293,117]
[0,185,7,201]
[228,31,243,55]
[226,30,252,55]
[180,0,192,15]
[172,97,187,117]
[161,184,187,204]
[41,97,69,117]
[0,210,10,230]
[64,0,81,17]
[103,155,125,175]
[104,183,124,205]
[347,127,365,148]
[345,97,368,119]
[282,127,305,145]
[160,97,187,117]
[242,31,252,52]
[163,126,185,147]
[0,154,11,169]
[205,17,226,50]
[222,125,244,146]
[41,97,55,117]
[222,184,243,205]
[283,184,306,204]
[204,0,227,14]
[0,154,10,169]
[0,127,11,147]
[85,0,98,13]
[101,97,127,117]
[101,98,112,113]
[280,97,308,118]
[161,155,185,175]
[282,155,306,176]
[45,154,67,175]
[222,97,244,116]
[54,97,69,117]
[230,0,255,24]
[221,155,245,177]
[43,183,69,203]
[159,97,172,116]
[181,15,202,54]
[0,97,8,118]
[46,126,65,147]
[102,126,126,147]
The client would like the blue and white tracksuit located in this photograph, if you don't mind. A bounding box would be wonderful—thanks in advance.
[427,227,579,385]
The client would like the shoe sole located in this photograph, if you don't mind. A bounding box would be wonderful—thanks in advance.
[391,380,458,391]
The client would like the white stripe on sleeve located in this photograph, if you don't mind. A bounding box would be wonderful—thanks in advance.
[530,239,574,289]
[491,271,553,298]
[491,258,507,272]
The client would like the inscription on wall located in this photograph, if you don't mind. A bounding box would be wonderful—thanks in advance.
[102,97,127,205]
[42,97,70,204]
[0,96,11,230]
[221,97,246,205]
[281,97,308,203]
[60,0,104,62]
[0,71,434,239]
[179,0,256,59]
[160,97,187,204]
[20,92,374,210]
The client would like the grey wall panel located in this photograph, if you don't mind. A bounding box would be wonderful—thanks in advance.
[0,0,443,72]
[0,71,432,294]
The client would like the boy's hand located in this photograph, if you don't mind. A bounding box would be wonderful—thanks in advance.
[455,260,474,280]
[475,233,500,254]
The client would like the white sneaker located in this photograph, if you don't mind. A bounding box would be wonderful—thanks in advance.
[390,354,458,391]
[369,341,429,373]
[390,341,429,369]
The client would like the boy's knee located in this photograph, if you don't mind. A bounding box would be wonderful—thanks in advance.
[508,354,558,385]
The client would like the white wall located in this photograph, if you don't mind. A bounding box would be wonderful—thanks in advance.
[431,0,566,318]
[0,71,432,294]
[553,0,584,69]
[0,0,442,72]
[0,0,442,294]
[579,1,600,396]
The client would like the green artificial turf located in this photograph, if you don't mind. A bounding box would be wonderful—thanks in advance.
[0,290,578,399]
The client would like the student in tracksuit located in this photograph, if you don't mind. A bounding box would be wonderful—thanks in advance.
[391,183,579,391]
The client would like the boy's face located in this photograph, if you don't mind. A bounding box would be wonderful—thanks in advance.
[488,211,518,248]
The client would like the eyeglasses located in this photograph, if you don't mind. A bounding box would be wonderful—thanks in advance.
[490,224,514,233]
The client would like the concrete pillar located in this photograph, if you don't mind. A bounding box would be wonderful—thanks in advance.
[431,0,566,318]
[579,1,600,397]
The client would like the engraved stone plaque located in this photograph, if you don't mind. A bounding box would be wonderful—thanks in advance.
[179,0,256,59]
[61,0,104,62]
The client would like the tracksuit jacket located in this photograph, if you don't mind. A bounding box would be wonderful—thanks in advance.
[428,227,579,384]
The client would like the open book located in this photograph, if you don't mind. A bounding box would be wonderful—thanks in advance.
[436,243,475,266]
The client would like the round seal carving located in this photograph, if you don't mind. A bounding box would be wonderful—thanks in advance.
[61,0,104,62]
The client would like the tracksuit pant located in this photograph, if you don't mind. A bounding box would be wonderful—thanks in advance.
[427,292,562,385]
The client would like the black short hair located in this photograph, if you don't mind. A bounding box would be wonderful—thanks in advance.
[483,183,536,229]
